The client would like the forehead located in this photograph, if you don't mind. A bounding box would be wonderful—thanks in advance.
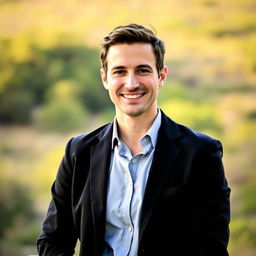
[106,43,156,69]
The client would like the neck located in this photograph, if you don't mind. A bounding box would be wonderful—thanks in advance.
[115,107,158,155]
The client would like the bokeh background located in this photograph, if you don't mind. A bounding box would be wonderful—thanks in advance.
[0,0,256,255]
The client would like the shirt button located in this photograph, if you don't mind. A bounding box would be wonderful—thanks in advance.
[128,226,133,232]
[132,158,137,163]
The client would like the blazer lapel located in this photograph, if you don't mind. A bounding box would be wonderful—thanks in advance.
[89,124,113,255]
[139,112,182,241]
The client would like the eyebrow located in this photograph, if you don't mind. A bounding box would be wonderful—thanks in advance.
[136,64,153,70]
[111,64,153,71]
[111,66,126,71]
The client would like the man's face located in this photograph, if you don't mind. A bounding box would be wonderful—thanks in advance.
[101,43,167,119]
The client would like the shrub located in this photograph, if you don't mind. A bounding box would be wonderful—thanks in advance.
[35,99,87,133]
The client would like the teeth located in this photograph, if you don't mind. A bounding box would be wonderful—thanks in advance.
[123,94,141,99]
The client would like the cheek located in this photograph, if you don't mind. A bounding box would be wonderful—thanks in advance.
[143,77,159,91]
[109,77,123,88]
[107,82,120,100]
[108,90,117,105]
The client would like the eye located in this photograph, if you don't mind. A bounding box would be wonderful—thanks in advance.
[112,70,126,76]
[137,68,151,74]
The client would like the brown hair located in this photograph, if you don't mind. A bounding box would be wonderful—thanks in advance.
[100,24,165,76]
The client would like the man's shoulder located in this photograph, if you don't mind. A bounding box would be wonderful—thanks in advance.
[178,122,219,143]
[67,122,113,155]
[162,111,222,151]
[178,123,221,150]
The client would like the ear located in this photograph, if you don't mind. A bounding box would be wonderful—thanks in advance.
[158,66,168,88]
[100,68,108,90]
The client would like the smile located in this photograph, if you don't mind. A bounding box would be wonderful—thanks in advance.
[120,92,146,99]
[122,94,142,99]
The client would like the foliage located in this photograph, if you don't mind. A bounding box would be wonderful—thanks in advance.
[0,177,37,241]
[0,40,111,126]
[230,217,256,250]
[33,143,68,199]
[10,221,40,245]
[34,80,87,132]
[35,100,86,132]
[160,97,222,134]
[240,178,256,216]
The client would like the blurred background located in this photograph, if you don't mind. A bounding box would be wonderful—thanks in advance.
[0,0,255,255]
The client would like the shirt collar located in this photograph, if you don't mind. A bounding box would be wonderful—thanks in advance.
[143,108,161,149]
[112,118,120,149]
[111,109,162,150]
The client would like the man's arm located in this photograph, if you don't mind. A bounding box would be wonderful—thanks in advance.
[37,138,77,256]
[192,139,231,255]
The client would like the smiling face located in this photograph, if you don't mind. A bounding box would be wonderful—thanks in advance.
[101,43,167,120]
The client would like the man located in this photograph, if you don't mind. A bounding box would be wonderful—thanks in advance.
[37,24,231,256]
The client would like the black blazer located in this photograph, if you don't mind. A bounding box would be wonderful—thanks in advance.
[37,110,231,256]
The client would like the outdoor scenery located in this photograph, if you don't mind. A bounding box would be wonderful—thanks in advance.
[0,0,256,255]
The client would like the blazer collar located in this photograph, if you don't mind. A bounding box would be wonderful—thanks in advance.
[90,123,113,255]
[139,110,182,241]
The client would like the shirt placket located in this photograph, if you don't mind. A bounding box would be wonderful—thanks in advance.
[118,145,134,256]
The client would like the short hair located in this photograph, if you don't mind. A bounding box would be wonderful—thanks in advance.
[100,23,165,76]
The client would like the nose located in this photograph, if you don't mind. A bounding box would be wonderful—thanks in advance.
[124,73,139,90]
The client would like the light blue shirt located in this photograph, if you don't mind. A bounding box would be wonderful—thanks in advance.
[103,110,162,256]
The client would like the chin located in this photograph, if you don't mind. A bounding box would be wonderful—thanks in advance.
[124,108,145,117]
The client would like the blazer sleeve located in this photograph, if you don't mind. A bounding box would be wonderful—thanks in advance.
[37,138,77,256]
[192,139,231,256]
